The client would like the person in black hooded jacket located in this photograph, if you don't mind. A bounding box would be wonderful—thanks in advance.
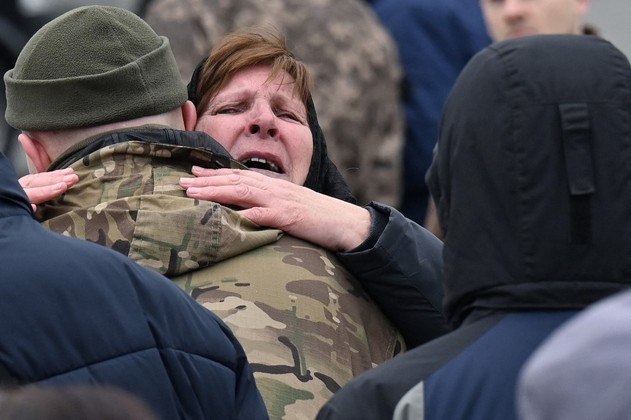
[316,34,631,420]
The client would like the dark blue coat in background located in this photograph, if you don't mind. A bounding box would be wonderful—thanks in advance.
[0,153,268,419]
[317,35,631,420]
[369,0,490,223]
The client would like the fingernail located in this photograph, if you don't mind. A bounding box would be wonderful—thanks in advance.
[191,165,202,172]
[180,177,192,185]
[187,187,200,195]
[63,174,77,182]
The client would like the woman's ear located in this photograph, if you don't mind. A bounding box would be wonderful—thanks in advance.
[18,133,52,173]
[182,100,198,131]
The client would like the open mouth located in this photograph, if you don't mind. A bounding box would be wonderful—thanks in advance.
[240,157,282,174]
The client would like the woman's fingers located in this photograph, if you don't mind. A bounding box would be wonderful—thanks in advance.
[19,169,78,204]
[19,168,77,188]
[179,166,371,251]
[181,168,291,206]
[25,183,70,207]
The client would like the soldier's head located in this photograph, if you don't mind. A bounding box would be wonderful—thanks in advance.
[4,5,197,173]
[480,0,590,42]
[190,29,315,186]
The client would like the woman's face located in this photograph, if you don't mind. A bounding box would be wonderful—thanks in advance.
[195,64,313,185]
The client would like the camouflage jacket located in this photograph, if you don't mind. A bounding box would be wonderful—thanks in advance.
[38,128,404,420]
[144,0,404,207]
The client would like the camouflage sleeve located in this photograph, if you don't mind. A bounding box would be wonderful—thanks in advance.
[172,234,405,419]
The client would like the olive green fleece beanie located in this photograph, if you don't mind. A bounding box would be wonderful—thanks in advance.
[4,5,187,131]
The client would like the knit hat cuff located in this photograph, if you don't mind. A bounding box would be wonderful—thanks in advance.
[4,36,187,131]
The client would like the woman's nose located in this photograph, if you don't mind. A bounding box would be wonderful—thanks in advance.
[248,105,278,138]
[248,123,278,137]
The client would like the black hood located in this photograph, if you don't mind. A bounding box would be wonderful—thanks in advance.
[427,35,631,326]
[188,59,355,203]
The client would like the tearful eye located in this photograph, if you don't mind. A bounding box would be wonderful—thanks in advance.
[216,107,241,115]
[278,111,298,121]
[240,157,281,173]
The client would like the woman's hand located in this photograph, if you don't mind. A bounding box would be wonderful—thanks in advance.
[180,166,371,252]
[19,168,79,211]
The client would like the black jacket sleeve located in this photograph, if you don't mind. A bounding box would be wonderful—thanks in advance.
[337,202,449,348]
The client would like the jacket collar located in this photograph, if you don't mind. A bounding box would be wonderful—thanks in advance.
[49,126,241,171]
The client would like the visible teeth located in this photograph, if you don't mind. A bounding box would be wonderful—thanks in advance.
[242,157,280,173]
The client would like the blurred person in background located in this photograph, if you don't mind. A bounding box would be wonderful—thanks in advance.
[480,0,592,42]
[365,0,491,226]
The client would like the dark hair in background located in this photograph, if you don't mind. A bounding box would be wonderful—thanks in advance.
[0,385,157,420]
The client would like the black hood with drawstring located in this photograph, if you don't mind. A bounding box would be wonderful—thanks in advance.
[427,34,631,327]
